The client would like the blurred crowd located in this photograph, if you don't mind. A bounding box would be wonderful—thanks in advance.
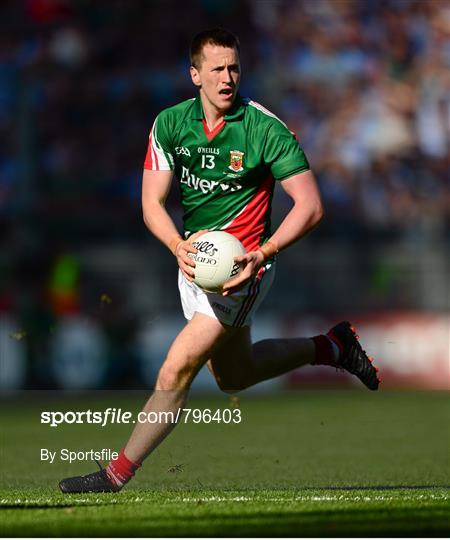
[1,0,449,248]
[258,0,450,244]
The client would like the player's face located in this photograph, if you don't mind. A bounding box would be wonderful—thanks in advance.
[190,44,241,113]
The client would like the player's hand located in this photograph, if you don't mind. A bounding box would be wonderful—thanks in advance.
[221,250,265,296]
[175,229,209,282]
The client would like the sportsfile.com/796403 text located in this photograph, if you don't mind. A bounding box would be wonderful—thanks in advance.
[40,408,242,427]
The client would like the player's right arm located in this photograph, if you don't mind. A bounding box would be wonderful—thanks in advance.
[142,169,204,280]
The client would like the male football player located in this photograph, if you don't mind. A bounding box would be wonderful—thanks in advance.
[59,28,379,493]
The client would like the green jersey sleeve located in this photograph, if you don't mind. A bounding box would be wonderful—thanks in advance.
[263,120,310,181]
[144,110,175,171]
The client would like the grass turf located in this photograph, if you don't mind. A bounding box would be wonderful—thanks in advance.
[1,390,449,536]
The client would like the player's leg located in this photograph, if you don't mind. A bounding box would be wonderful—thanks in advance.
[207,323,379,393]
[123,312,234,464]
[59,312,234,493]
[203,262,330,391]
[207,326,316,392]
[203,258,378,392]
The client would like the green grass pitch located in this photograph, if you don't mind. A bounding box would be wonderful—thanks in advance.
[1,390,449,536]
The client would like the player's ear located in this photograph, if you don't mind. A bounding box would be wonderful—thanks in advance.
[190,65,201,87]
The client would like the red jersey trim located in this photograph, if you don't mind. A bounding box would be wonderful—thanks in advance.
[202,119,226,142]
[222,174,274,252]
[144,132,160,170]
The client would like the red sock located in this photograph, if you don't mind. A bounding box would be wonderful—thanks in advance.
[106,449,141,488]
[312,335,340,366]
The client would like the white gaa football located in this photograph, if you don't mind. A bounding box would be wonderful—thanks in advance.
[189,231,246,293]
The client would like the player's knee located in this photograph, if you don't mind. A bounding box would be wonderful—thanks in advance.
[157,362,195,391]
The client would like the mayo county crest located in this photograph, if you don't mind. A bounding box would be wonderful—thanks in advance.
[229,150,244,172]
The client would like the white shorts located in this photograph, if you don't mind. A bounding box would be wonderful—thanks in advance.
[178,261,275,327]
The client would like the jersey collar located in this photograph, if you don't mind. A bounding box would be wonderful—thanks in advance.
[190,94,246,121]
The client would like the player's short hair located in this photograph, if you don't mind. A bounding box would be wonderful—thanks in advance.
[190,28,240,68]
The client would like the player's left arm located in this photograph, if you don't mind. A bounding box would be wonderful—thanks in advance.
[266,169,324,253]
[222,169,323,296]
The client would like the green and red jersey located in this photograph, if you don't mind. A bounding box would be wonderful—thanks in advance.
[144,94,310,252]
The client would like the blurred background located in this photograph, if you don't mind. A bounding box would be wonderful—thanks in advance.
[1,0,449,391]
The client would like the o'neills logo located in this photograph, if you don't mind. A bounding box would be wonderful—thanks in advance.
[192,241,218,257]
[190,240,218,265]
[229,150,244,172]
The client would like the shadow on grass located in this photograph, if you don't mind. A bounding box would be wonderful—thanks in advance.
[300,484,450,491]
[2,502,450,537]
[0,501,117,509]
